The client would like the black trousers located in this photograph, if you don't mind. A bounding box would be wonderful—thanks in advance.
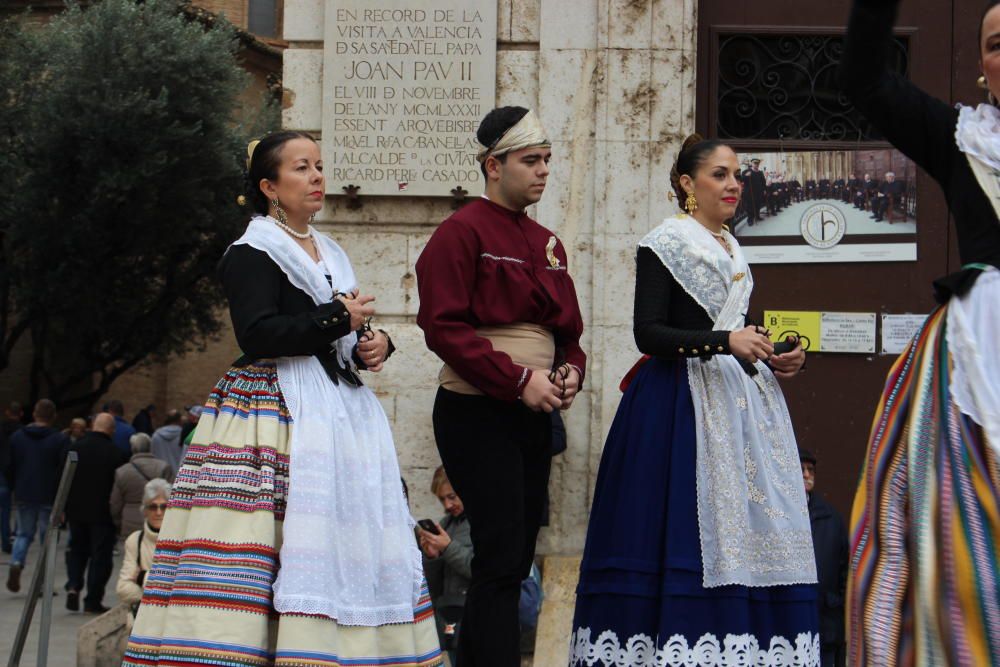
[432,388,552,667]
[65,519,116,608]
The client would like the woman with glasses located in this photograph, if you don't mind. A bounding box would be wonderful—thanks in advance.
[117,478,170,613]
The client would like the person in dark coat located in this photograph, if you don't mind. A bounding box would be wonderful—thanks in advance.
[873,171,906,222]
[105,399,135,459]
[818,177,832,198]
[801,449,848,667]
[845,174,860,204]
[131,404,156,436]
[745,159,766,224]
[64,412,127,613]
[6,399,68,592]
[0,401,25,554]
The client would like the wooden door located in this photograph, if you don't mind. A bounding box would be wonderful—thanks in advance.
[697,0,959,516]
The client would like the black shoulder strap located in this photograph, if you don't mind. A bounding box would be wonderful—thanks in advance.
[135,528,144,569]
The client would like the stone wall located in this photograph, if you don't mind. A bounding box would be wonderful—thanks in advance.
[279,0,699,547]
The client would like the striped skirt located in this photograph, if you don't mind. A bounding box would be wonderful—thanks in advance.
[847,306,1000,666]
[122,361,442,667]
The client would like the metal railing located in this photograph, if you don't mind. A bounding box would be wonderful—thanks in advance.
[7,451,78,667]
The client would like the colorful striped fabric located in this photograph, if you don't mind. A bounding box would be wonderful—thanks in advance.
[122,361,442,667]
[848,306,1000,666]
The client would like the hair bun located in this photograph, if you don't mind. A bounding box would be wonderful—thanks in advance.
[680,133,705,153]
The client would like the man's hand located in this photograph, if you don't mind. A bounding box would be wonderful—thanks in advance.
[520,370,562,413]
[553,366,581,410]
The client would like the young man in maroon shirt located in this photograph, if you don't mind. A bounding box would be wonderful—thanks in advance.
[415,107,587,666]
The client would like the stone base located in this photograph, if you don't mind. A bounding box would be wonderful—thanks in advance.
[533,555,582,666]
[77,603,131,667]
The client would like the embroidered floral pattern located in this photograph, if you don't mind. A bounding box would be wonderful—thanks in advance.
[569,628,820,667]
[639,216,815,587]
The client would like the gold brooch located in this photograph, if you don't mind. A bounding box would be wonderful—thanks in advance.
[732,272,745,282]
[545,236,561,268]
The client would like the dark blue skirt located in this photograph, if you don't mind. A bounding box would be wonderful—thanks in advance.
[570,358,819,666]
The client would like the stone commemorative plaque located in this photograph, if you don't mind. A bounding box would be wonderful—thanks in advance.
[323,0,497,196]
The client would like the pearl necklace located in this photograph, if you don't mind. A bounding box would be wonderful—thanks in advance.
[271,216,311,240]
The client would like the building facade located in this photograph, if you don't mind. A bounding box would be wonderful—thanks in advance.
[2,0,986,552]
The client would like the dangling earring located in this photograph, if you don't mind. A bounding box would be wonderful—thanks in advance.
[272,198,288,225]
[685,191,698,214]
[978,76,997,105]
[309,212,316,225]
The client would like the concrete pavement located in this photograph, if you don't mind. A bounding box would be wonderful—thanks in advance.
[1,529,125,667]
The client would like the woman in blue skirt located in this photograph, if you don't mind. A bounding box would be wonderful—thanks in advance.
[570,135,819,666]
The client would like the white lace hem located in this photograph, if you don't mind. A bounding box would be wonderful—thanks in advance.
[569,628,820,667]
[272,597,418,626]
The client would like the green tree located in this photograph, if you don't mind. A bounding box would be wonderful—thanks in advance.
[0,0,277,410]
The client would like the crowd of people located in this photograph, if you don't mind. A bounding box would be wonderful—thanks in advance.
[0,399,198,614]
[2,1,999,665]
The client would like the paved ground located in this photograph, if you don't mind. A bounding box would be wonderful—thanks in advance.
[0,535,537,667]
[1,530,125,667]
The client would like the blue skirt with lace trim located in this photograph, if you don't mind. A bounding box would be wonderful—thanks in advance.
[570,358,819,666]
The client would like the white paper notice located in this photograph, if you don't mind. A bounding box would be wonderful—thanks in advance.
[820,312,877,353]
[881,313,928,355]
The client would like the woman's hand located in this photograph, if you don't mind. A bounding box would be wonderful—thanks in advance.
[357,330,389,372]
[418,522,451,557]
[728,326,774,363]
[336,289,376,330]
[769,338,806,379]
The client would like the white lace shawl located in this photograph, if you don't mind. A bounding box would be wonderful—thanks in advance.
[950,108,1000,454]
[639,215,816,588]
[229,217,423,625]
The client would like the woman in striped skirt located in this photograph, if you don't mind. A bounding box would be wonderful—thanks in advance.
[122,132,442,666]
[841,1,1000,664]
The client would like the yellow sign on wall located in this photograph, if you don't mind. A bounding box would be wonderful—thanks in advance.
[763,310,821,351]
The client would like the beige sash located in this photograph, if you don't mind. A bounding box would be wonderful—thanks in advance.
[439,323,555,395]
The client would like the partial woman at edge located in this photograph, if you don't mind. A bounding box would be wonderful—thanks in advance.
[841,0,1000,665]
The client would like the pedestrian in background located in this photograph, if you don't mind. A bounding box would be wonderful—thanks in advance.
[116,478,170,612]
[64,412,126,613]
[150,409,184,477]
[801,450,848,667]
[131,404,156,436]
[0,401,25,555]
[105,399,135,459]
[110,433,173,538]
[419,466,473,665]
[6,399,68,592]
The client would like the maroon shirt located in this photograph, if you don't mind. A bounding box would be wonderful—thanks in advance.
[416,197,587,401]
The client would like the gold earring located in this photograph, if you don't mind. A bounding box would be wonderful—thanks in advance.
[685,191,698,214]
[979,75,989,90]
[272,198,288,225]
